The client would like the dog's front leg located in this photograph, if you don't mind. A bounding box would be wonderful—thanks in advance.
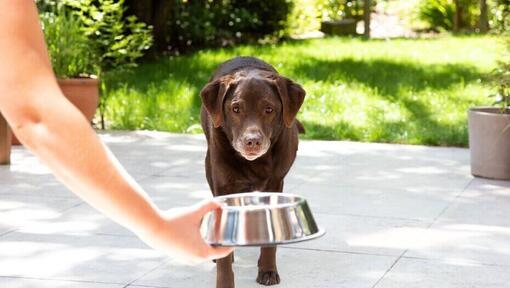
[213,181,239,288]
[216,252,235,288]
[257,180,283,286]
[257,246,280,286]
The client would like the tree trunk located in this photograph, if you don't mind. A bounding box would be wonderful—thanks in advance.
[479,0,489,33]
[125,0,153,23]
[124,0,172,52]
[453,0,463,33]
[152,0,172,51]
[364,0,370,38]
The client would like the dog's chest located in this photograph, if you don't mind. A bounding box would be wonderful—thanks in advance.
[232,156,276,190]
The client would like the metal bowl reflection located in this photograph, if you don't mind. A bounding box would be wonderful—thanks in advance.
[200,192,325,247]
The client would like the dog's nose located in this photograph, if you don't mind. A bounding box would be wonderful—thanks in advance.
[243,133,262,148]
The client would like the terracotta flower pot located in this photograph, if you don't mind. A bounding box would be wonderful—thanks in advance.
[468,107,510,180]
[0,113,11,165]
[12,77,99,145]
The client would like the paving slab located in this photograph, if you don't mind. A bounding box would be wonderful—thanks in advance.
[291,213,428,256]
[138,175,212,207]
[405,178,510,266]
[0,277,124,288]
[0,131,509,288]
[0,232,166,284]
[100,131,206,180]
[132,247,397,288]
[0,162,73,199]
[0,194,82,236]
[375,258,510,288]
[290,182,463,221]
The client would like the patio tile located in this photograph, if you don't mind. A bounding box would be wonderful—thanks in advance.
[0,227,15,237]
[2,131,509,288]
[0,194,82,235]
[0,277,123,288]
[376,258,510,288]
[15,203,132,237]
[16,174,218,238]
[0,164,74,199]
[405,178,510,266]
[132,247,397,288]
[299,155,472,192]
[290,213,428,256]
[289,182,462,221]
[0,232,166,284]
[138,175,213,207]
[435,178,510,227]
[286,143,473,221]
[103,132,207,180]
[404,222,510,266]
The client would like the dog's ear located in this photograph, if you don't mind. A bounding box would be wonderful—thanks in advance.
[200,76,234,128]
[274,76,306,128]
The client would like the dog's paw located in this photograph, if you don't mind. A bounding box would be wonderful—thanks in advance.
[256,270,280,286]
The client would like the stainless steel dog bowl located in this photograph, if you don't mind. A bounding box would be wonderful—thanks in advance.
[201,192,325,247]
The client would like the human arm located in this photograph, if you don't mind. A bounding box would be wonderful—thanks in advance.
[0,0,231,262]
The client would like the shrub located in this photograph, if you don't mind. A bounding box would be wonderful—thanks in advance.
[167,0,292,52]
[39,7,97,78]
[418,0,485,32]
[490,0,510,34]
[286,0,326,35]
[62,0,153,128]
[418,0,456,31]
[64,0,153,74]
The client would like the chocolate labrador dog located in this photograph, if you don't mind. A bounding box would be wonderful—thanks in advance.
[200,56,305,288]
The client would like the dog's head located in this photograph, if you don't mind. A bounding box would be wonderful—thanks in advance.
[201,70,305,161]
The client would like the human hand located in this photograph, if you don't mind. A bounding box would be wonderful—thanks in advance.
[137,199,233,263]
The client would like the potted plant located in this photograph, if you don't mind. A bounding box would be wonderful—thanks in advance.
[468,37,510,180]
[0,114,11,164]
[13,0,152,143]
[12,7,99,144]
[64,0,153,129]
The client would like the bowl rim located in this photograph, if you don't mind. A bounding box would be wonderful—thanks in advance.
[207,227,326,247]
[212,192,306,210]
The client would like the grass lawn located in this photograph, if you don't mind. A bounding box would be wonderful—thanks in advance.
[104,35,502,146]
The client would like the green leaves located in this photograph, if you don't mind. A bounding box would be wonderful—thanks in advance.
[418,0,455,31]
[40,7,96,78]
[38,0,153,77]
[490,38,510,110]
[62,0,153,74]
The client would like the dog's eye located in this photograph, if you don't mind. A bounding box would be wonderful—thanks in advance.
[232,106,240,113]
[265,107,273,114]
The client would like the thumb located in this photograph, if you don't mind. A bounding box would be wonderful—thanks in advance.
[207,245,235,261]
[194,199,222,216]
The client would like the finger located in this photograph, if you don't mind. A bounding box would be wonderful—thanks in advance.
[206,246,234,261]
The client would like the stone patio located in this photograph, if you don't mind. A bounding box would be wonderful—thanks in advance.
[1,131,509,288]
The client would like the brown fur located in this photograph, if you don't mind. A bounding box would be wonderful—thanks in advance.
[200,56,305,288]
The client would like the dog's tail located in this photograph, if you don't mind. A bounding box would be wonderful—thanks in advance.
[296,120,305,134]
